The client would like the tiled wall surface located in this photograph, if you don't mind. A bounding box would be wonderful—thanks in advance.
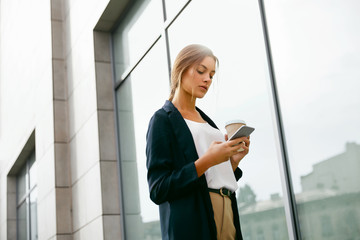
[0,0,122,239]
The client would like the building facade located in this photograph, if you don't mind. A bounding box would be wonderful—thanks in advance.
[0,0,359,239]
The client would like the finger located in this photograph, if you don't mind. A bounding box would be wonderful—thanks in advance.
[239,136,248,142]
[233,136,248,144]
[243,138,250,147]
[227,138,245,146]
[242,145,249,153]
[232,142,245,152]
[224,134,228,141]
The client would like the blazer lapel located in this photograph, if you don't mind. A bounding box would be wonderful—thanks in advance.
[196,107,218,130]
[162,100,199,163]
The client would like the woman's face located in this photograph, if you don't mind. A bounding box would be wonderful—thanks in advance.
[181,56,216,99]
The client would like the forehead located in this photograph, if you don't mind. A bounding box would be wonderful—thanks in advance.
[198,56,216,71]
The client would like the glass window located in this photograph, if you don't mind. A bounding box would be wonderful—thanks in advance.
[320,215,333,237]
[30,189,38,240]
[272,224,280,239]
[29,154,36,190]
[164,0,189,22]
[112,0,163,82]
[167,0,289,238]
[17,166,27,202]
[265,0,360,239]
[115,39,169,239]
[17,151,38,240]
[17,202,28,240]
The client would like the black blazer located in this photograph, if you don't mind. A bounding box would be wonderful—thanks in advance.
[146,100,243,240]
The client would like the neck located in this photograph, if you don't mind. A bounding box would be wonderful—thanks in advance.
[172,91,196,113]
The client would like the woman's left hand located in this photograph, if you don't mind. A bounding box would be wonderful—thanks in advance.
[225,135,250,171]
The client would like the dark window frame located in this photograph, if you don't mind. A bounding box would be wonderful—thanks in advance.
[16,150,37,240]
[110,0,302,239]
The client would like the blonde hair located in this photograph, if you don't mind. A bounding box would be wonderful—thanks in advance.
[169,44,218,101]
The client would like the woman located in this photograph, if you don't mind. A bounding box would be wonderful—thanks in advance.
[146,44,250,240]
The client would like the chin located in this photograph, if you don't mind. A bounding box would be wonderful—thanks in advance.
[192,91,207,99]
[197,94,206,99]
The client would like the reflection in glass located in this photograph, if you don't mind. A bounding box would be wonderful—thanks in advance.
[112,0,163,81]
[17,166,27,204]
[17,201,28,240]
[30,189,38,240]
[29,152,36,190]
[164,0,188,21]
[16,152,38,240]
[115,40,169,239]
[265,0,360,238]
[168,0,289,238]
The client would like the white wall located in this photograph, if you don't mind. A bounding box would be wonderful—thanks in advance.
[0,0,122,239]
[0,0,54,239]
[63,0,121,239]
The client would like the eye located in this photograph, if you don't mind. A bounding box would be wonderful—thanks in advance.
[197,70,204,74]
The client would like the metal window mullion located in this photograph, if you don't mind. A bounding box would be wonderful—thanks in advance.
[26,161,31,240]
[161,0,192,85]
[114,0,192,89]
[163,0,191,30]
[161,0,172,83]
[110,30,127,240]
[27,184,37,240]
[257,0,302,239]
[115,35,162,89]
[112,1,194,239]
[17,192,28,207]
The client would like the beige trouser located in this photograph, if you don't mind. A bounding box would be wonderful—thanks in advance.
[209,192,236,240]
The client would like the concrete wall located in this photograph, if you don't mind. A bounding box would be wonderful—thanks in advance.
[0,0,124,239]
[0,0,53,239]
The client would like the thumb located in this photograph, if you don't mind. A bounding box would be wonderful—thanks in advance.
[211,141,223,146]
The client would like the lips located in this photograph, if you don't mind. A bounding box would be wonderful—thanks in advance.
[199,85,208,91]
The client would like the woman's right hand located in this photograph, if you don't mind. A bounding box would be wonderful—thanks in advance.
[194,138,245,177]
[206,139,246,165]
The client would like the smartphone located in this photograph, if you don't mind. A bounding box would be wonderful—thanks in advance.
[228,125,255,141]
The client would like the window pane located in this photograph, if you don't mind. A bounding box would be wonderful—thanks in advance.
[168,0,289,238]
[17,165,27,204]
[17,201,28,240]
[29,152,37,190]
[265,0,360,239]
[115,40,169,239]
[164,0,188,21]
[112,0,163,81]
[30,188,38,240]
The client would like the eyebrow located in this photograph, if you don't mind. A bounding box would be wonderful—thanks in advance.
[199,64,216,73]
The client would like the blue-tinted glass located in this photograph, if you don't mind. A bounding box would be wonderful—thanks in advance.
[164,0,188,22]
[113,0,163,82]
[30,189,38,240]
[168,0,289,238]
[116,40,169,239]
[17,166,27,204]
[265,0,360,238]
[17,201,28,240]
[28,152,36,190]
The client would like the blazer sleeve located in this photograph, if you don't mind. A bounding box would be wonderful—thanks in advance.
[234,167,243,181]
[146,110,205,205]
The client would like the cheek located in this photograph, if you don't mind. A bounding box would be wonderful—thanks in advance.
[182,69,194,81]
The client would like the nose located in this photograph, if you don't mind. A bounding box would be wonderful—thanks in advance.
[204,75,212,82]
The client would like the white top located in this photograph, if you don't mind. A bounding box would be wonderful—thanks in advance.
[184,119,238,192]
